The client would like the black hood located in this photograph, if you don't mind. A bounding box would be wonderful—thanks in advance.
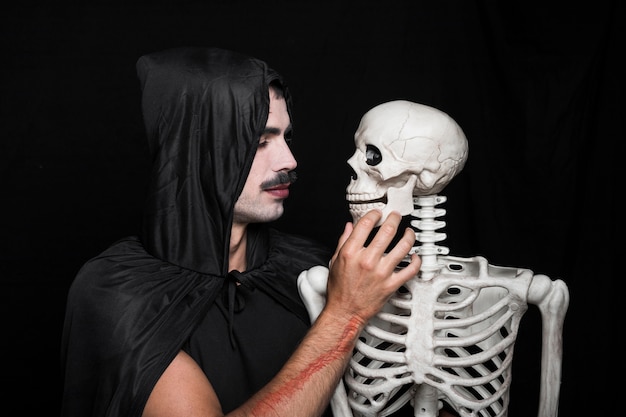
[137,47,291,275]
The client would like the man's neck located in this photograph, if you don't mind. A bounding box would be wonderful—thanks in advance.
[229,222,247,272]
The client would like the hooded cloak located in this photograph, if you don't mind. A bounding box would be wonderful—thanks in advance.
[60,47,331,417]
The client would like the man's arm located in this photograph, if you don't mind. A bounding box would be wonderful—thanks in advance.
[143,210,421,417]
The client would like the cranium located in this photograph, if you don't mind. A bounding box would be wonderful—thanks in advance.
[346,100,468,224]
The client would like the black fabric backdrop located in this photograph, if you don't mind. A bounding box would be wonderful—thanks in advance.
[1,1,622,415]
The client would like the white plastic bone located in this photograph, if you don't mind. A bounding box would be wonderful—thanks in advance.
[298,101,569,417]
[298,265,353,417]
[346,100,468,226]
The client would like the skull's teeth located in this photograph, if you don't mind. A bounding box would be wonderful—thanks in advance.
[348,202,386,212]
[346,193,387,204]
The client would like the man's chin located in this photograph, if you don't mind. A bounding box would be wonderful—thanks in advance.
[238,207,285,225]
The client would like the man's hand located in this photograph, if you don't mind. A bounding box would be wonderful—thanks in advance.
[324,209,421,327]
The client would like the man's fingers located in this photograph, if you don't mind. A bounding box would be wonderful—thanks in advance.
[341,210,383,249]
[367,211,402,253]
[336,222,353,249]
[383,227,417,266]
[389,252,421,287]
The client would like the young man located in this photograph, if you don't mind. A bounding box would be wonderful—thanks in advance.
[61,47,421,417]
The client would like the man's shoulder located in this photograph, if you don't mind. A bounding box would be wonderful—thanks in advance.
[268,228,332,265]
[69,236,167,302]
[75,236,147,274]
[269,228,329,250]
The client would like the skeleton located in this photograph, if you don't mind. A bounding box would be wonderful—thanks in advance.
[298,101,569,417]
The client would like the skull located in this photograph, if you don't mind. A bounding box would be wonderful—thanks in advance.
[346,100,468,225]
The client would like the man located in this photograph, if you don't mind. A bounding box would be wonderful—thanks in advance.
[61,47,421,417]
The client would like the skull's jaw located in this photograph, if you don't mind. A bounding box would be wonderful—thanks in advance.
[348,200,386,224]
[347,176,417,226]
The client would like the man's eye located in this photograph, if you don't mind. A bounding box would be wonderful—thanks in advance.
[258,138,269,147]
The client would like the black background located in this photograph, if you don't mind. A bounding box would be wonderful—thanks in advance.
[1,1,622,415]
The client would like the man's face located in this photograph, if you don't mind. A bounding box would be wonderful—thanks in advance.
[233,89,297,225]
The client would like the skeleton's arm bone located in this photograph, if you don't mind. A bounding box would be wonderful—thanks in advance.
[297,266,353,417]
[527,274,570,417]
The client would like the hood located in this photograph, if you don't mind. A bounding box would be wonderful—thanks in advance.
[136,47,291,275]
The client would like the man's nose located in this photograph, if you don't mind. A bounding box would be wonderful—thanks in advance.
[278,139,297,171]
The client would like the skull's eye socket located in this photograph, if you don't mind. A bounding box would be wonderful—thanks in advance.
[365,145,382,166]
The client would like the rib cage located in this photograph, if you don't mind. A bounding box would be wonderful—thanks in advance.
[297,193,568,417]
[345,256,533,417]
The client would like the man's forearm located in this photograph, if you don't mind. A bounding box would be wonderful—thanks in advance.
[232,310,362,417]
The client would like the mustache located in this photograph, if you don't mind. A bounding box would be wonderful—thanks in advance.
[261,171,297,189]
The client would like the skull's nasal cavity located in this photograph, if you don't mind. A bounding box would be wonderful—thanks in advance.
[350,166,358,181]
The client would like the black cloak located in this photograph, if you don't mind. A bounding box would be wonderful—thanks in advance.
[60,47,331,417]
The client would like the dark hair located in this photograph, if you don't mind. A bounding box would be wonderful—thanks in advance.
[269,79,285,99]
